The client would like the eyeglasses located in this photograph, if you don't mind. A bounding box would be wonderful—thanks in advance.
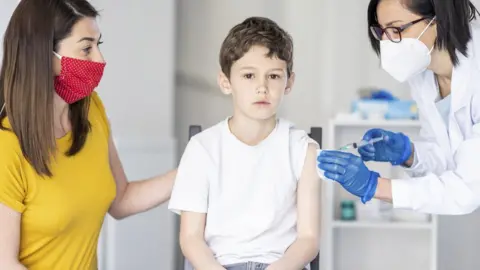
[370,17,432,43]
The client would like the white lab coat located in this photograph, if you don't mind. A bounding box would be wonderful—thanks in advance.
[391,22,480,215]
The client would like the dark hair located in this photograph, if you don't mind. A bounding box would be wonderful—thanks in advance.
[368,0,480,65]
[219,16,294,78]
[0,0,99,177]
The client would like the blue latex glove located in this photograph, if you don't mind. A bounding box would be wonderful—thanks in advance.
[317,150,379,203]
[358,128,412,166]
[370,89,398,101]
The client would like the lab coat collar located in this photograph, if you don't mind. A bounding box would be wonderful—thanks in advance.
[411,36,475,112]
[406,24,480,160]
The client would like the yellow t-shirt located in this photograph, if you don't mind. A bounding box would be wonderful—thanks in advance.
[0,92,116,270]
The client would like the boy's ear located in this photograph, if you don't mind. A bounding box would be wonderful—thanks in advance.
[285,72,295,95]
[217,72,232,95]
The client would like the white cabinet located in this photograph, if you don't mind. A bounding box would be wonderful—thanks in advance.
[320,117,438,270]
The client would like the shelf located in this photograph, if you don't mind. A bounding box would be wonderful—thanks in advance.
[330,118,421,128]
[323,115,437,270]
[332,220,433,230]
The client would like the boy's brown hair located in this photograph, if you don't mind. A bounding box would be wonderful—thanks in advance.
[219,16,293,78]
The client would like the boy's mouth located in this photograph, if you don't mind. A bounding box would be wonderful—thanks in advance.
[254,101,270,105]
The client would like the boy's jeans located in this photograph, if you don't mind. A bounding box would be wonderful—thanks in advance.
[223,262,269,269]
[223,262,308,270]
[185,260,308,270]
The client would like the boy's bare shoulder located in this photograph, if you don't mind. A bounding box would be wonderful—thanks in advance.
[281,119,319,179]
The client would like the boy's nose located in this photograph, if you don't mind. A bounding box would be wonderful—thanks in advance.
[256,86,267,94]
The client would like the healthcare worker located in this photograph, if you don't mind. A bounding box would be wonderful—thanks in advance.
[318,0,480,215]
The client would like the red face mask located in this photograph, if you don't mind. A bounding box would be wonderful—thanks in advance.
[53,52,106,104]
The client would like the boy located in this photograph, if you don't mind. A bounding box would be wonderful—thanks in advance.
[168,17,321,270]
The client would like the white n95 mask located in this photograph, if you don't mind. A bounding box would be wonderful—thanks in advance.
[380,17,435,83]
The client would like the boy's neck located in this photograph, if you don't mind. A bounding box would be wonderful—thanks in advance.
[228,115,277,146]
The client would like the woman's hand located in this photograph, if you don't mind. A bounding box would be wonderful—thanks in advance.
[358,128,413,166]
[317,150,379,203]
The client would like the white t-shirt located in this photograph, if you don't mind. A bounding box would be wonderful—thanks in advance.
[168,117,318,266]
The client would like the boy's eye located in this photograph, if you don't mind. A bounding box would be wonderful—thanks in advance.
[269,74,281,79]
[243,73,254,79]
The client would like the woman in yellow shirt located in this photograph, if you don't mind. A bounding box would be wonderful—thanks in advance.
[0,0,176,269]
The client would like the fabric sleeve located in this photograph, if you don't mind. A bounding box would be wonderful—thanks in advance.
[290,129,320,181]
[402,112,448,178]
[0,134,26,213]
[391,134,480,214]
[168,138,211,215]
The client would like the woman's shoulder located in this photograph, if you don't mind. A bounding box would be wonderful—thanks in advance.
[90,91,107,115]
[89,92,110,132]
[0,124,23,163]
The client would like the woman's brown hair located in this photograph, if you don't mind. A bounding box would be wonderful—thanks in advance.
[0,0,99,177]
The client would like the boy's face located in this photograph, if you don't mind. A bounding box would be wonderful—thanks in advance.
[218,45,295,121]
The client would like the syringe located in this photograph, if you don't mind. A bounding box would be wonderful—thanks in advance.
[338,136,384,151]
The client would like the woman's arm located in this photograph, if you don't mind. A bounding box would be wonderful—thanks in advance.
[320,138,480,214]
[107,133,177,220]
[268,143,321,270]
[378,89,480,213]
[90,93,176,220]
[321,88,480,214]
[179,212,225,270]
[0,204,27,270]
[380,134,480,214]
[374,177,393,204]
[0,139,28,269]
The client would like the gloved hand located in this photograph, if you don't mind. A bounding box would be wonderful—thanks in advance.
[358,128,412,166]
[317,150,379,203]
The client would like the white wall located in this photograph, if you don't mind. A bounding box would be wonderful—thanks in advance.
[93,1,176,140]
[175,1,480,270]
[174,0,411,150]
[0,0,17,62]
[90,0,177,269]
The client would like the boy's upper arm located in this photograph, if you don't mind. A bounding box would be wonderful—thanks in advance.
[296,143,321,239]
[168,138,211,215]
[180,211,207,241]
